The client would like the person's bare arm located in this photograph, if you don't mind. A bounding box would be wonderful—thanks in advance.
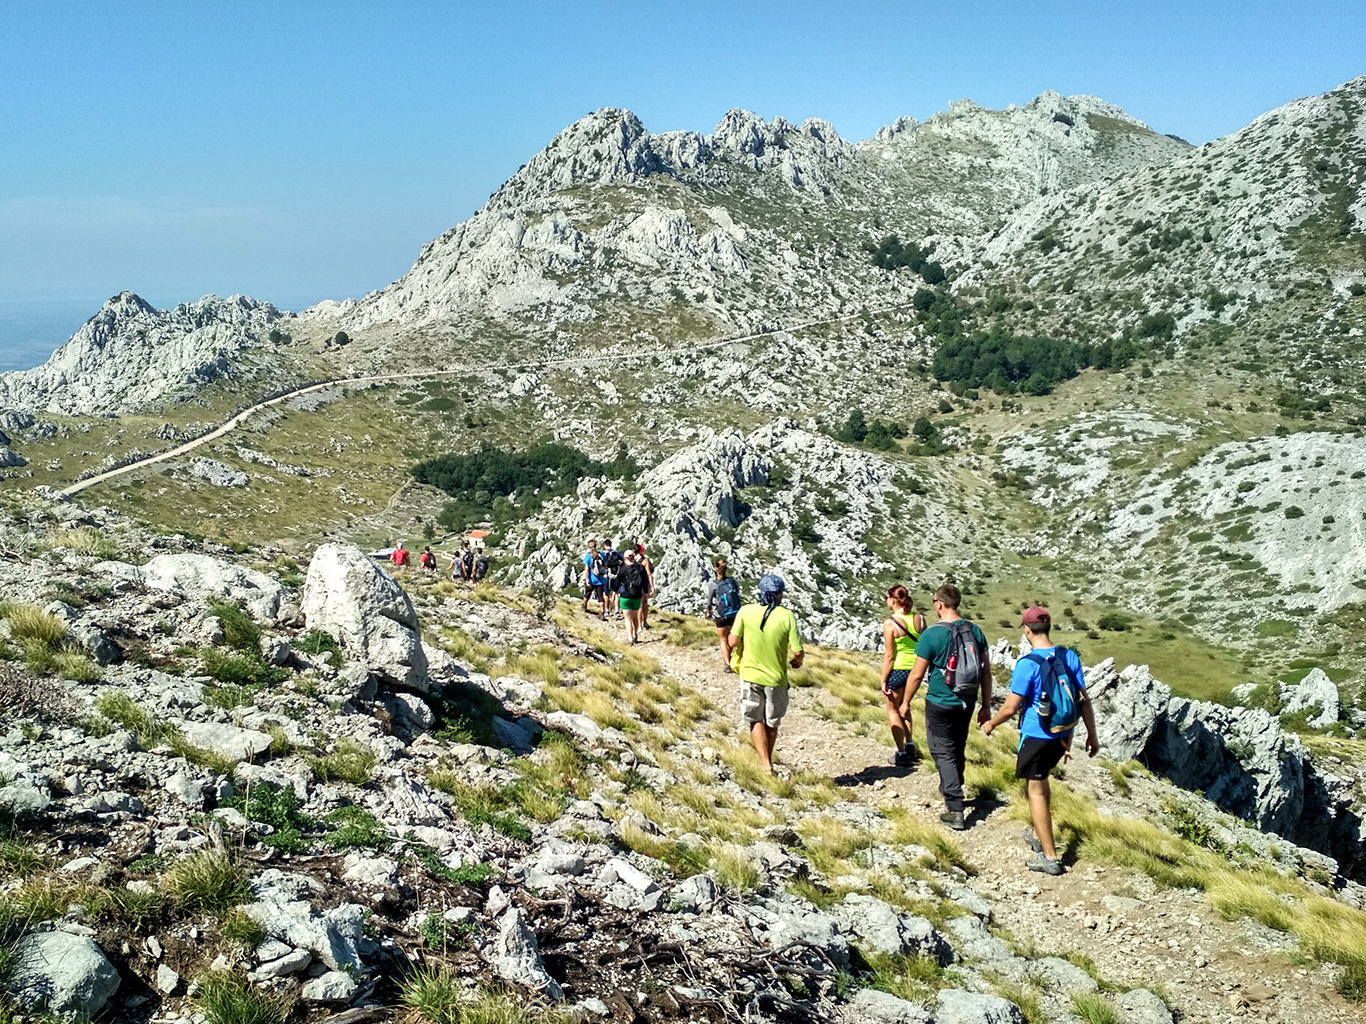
[982,690,1022,735]
[977,660,994,724]
[1080,689,1100,756]
[899,655,930,717]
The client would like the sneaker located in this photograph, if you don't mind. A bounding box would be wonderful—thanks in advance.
[939,810,967,831]
[893,748,913,768]
[642,623,652,630]
[1026,852,1064,876]
[1022,828,1044,853]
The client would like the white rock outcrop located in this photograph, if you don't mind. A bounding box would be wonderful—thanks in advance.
[302,543,429,689]
[137,553,288,622]
[8,931,121,1019]
[0,291,280,416]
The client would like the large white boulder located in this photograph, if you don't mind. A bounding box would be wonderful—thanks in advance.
[8,931,120,1019]
[139,553,287,621]
[302,543,428,690]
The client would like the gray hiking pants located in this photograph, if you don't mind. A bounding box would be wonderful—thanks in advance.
[925,699,976,813]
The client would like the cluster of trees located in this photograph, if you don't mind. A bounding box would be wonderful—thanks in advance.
[913,286,1153,396]
[413,442,638,530]
[863,235,946,285]
[836,409,907,450]
[932,331,1144,396]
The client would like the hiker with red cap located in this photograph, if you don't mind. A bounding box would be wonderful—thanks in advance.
[982,605,1100,876]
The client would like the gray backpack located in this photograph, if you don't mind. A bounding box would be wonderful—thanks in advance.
[940,620,986,703]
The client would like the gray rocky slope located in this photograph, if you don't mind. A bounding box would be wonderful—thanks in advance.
[1,497,1364,1024]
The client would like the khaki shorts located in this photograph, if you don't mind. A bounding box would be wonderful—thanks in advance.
[740,681,789,727]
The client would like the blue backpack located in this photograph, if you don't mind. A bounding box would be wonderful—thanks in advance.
[715,577,741,618]
[1021,648,1082,735]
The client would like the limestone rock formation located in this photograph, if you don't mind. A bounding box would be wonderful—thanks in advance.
[0,291,281,416]
[1279,667,1341,730]
[302,542,429,689]
[135,552,288,622]
[8,932,120,1019]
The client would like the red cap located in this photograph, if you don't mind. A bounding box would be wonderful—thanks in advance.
[1021,606,1051,628]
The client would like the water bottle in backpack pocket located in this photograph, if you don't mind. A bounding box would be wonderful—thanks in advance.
[715,577,741,618]
[942,620,985,703]
[1023,648,1081,734]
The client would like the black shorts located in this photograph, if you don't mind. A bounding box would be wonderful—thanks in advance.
[1016,737,1068,780]
[884,668,911,692]
[714,614,736,628]
[584,583,604,599]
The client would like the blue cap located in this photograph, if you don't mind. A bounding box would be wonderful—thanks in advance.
[758,573,785,604]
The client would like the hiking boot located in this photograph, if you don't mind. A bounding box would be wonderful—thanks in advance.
[1026,852,1064,876]
[939,810,967,831]
[893,748,914,768]
[1022,828,1044,853]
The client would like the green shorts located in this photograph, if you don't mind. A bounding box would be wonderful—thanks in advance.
[619,597,642,611]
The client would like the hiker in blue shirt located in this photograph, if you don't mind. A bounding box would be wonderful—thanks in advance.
[982,606,1100,876]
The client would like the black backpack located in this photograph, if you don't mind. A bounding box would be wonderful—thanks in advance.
[938,619,987,703]
[621,563,647,599]
[715,577,741,618]
[601,549,622,579]
[473,555,489,581]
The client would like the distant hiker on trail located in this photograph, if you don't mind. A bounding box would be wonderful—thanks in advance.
[582,539,607,618]
[900,583,992,831]
[390,542,410,568]
[728,574,804,776]
[982,606,1099,876]
[473,552,489,582]
[460,542,475,582]
[881,584,926,768]
[446,551,460,581]
[706,557,741,672]
[419,546,437,572]
[635,543,656,630]
[601,539,623,619]
[618,549,649,644]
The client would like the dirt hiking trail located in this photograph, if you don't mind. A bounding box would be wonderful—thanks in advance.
[623,619,1361,1024]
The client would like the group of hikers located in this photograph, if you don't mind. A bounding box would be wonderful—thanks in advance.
[579,539,656,645]
[389,540,489,582]
[699,557,1099,877]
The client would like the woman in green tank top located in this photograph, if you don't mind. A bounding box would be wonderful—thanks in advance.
[881,584,926,768]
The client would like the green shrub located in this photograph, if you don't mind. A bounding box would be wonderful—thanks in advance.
[1285,505,1305,519]
[308,738,377,785]
[206,599,263,654]
[165,850,249,915]
[195,971,288,1024]
[1071,992,1121,1024]
[226,786,311,853]
[1255,619,1297,638]
[1097,612,1132,632]
[324,805,388,849]
[1339,961,1366,1002]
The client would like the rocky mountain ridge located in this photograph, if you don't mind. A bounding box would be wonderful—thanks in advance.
[326,93,1185,335]
[0,292,284,417]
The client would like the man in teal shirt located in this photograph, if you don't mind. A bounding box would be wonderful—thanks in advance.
[901,583,992,831]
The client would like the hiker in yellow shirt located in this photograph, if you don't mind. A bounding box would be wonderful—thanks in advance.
[728,574,804,775]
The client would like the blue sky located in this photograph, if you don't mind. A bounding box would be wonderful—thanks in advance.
[2,0,1363,315]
